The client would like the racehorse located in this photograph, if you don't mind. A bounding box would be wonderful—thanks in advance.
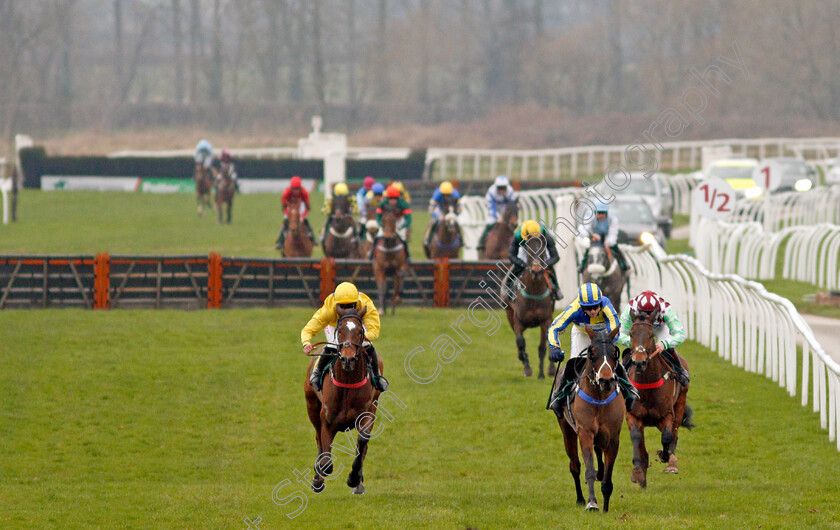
[282,201,314,258]
[503,235,554,378]
[323,195,361,258]
[480,200,518,260]
[304,305,382,495]
[624,311,693,487]
[194,163,214,217]
[215,166,236,224]
[581,240,626,308]
[372,203,408,316]
[426,199,462,259]
[555,326,624,512]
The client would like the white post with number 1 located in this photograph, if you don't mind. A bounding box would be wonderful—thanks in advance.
[753,160,783,232]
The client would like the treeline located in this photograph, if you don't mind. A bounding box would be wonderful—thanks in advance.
[1,0,838,139]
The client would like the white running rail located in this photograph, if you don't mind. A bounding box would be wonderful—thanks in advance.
[624,240,840,451]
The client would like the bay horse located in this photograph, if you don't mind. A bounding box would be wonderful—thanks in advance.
[372,203,408,316]
[581,240,626,308]
[194,163,214,217]
[304,306,382,495]
[503,235,554,378]
[625,310,693,488]
[215,166,236,224]
[481,200,518,260]
[555,326,624,512]
[323,195,361,258]
[282,201,314,257]
[427,200,462,259]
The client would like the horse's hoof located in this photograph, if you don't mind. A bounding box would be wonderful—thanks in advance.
[631,468,646,486]
[548,364,556,377]
[352,483,365,495]
[523,366,533,377]
[585,502,599,512]
[538,372,545,380]
[664,466,679,474]
[312,481,325,493]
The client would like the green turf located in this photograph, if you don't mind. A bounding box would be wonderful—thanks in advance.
[3,190,433,259]
[1,308,838,528]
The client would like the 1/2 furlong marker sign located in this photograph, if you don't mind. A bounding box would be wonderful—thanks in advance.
[692,177,736,219]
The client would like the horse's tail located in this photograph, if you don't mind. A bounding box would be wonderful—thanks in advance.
[681,404,696,430]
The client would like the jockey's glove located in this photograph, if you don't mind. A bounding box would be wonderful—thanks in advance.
[549,347,565,363]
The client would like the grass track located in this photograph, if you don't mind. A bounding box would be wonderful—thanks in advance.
[1,308,839,528]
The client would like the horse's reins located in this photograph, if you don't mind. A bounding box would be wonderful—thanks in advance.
[629,320,671,390]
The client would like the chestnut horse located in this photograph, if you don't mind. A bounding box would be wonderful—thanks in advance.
[215,167,236,224]
[481,200,518,260]
[427,199,462,259]
[503,235,554,378]
[625,311,693,488]
[282,201,314,257]
[194,163,214,216]
[323,195,361,258]
[304,306,382,494]
[555,326,624,512]
[372,203,408,315]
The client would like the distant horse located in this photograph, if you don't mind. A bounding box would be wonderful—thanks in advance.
[427,199,462,259]
[581,239,626,308]
[503,235,555,378]
[304,305,382,495]
[323,195,361,258]
[555,326,624,512]
[194,163,214,217]
[214,166,236,224]
[481,200,518,260]
[282,201,314,258]
[372,203,408,315]
[625,311,693,488]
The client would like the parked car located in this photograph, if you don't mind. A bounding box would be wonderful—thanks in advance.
[761,157,817,193]
[610,195,667,248]
[700,158,760,198]
[826,157,840,185]
[595,172,674,236]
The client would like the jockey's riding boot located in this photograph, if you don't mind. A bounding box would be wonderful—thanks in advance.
[401,236,412,262]
[321,218,331,244]
[612,245,629,273]
[548,270,562,300]
[309,349,334,392]
[664,348,690,386]
[364,342,389,392]
[578,253,588,274]
[477,224,491,252]
[615,362,639,411]
[549,358,580,414]
[304,219,316,243]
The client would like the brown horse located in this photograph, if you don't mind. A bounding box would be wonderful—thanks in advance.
[282,201,314,257]
[625,312,692,487]
[555,326,624,512]
[426,200,462,259]
[481,200,519,260]
[194,163,214,217]
[304,306,382,495]
[503,235,554,378]
[215,166,236,224]
[323,195,361,258]
[372,203,408,315]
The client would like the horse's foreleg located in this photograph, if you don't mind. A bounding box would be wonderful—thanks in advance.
[578,431,600,511]
[376,271,387,316]
[559,418,584,505]
[347,418,374,494]
[513,322,532,377]
[626,414,648,488]
[595,446,604,482]
[601,438,620,513]
[657,413,675,466]
[313,425,337,493]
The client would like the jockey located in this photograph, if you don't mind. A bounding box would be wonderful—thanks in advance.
[578,200,629,274]
[423,181,462,255]
[356,176,376,215]
[506,220,562,300]
[301,281,388,392]
[618,290,690,386]
[547,283,638,414]
[194,139,213,171]
[215,148,239,191]
[391,181,411,205]
[477,175,518,253]
[321,182,359,244]
[359,182,386,237]
[369,184,413,260]
[276,176,316,249]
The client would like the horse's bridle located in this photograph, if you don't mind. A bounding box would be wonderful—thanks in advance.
[335,314,366,367]
[587,339,619,387]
